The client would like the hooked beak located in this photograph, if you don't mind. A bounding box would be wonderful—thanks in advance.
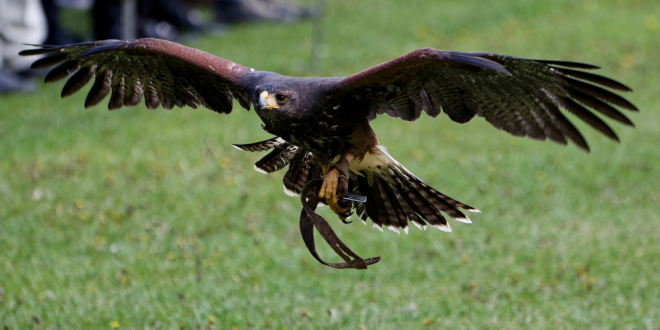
[259,91,279,110]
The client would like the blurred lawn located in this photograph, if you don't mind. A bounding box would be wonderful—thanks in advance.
[1,0,659,328]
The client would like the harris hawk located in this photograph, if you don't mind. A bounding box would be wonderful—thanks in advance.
[21,38,637,268]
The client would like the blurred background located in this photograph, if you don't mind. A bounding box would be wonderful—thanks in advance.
[0,0,318,93]
[1,0,658,327]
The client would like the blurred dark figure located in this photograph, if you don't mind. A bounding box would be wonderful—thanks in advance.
[39,0,203,42]
[0,0,47,93]
[41,0,81,44]
[90,0,121,40]
[213,0,317,26]
[38,0,316,45]
[93,0,204,40]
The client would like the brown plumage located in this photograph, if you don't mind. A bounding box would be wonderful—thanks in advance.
[21,38,637,236]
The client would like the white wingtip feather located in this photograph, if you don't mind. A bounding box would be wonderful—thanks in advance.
[467,208,481,213]
[253,164,268,174]
[283,185,298,196]
[433,224,452,232]
[455,216,472,224]
[387,226,400,235]
[373,224,384,232]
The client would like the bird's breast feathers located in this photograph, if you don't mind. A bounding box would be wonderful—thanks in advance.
[347,145,395,175]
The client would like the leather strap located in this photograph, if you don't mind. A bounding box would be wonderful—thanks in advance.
[299,179,380,269]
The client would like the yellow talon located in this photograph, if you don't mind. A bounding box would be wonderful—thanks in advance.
[319,168,350,219]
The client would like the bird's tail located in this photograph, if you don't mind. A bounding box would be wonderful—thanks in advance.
[235,138,479,232]
[350,148,479,233]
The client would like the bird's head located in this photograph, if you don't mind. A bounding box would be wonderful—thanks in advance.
[258,90,295,112]
[252,75,332,135]
[254,84,302,136]
[254,75,331,116]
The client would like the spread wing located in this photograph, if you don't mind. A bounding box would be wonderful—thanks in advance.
[20,38,255,112]
[335,48,637,151]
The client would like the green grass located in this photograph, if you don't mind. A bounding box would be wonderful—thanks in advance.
[1,0,659,328]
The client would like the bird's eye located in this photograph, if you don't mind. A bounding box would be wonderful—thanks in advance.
[275,94,288,105]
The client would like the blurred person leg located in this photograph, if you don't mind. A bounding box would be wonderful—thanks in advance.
[256,0,318,22]
[41,0,81,44]
[138,0,204,40]
[92,0,201,41]
[0,0,47,93]
[145,0,204,34]
[92,0,121,39]
[213,0,317,25]
[213,0,249,25]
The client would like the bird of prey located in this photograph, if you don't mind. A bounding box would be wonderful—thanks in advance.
[21,38,636,238]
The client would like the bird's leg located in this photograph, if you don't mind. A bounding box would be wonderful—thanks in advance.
[319,153,353,220]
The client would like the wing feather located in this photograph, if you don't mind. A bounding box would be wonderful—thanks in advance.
[553,67,632,91]
[334,48,637,150]
[61,65,94,97]
[21,38,257,113]
[85,70,112,108]
[560,97,619,141]
[45,60,80,83]
[562,76,637,111]
[567,89,634,126]
[31,52,68,70]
